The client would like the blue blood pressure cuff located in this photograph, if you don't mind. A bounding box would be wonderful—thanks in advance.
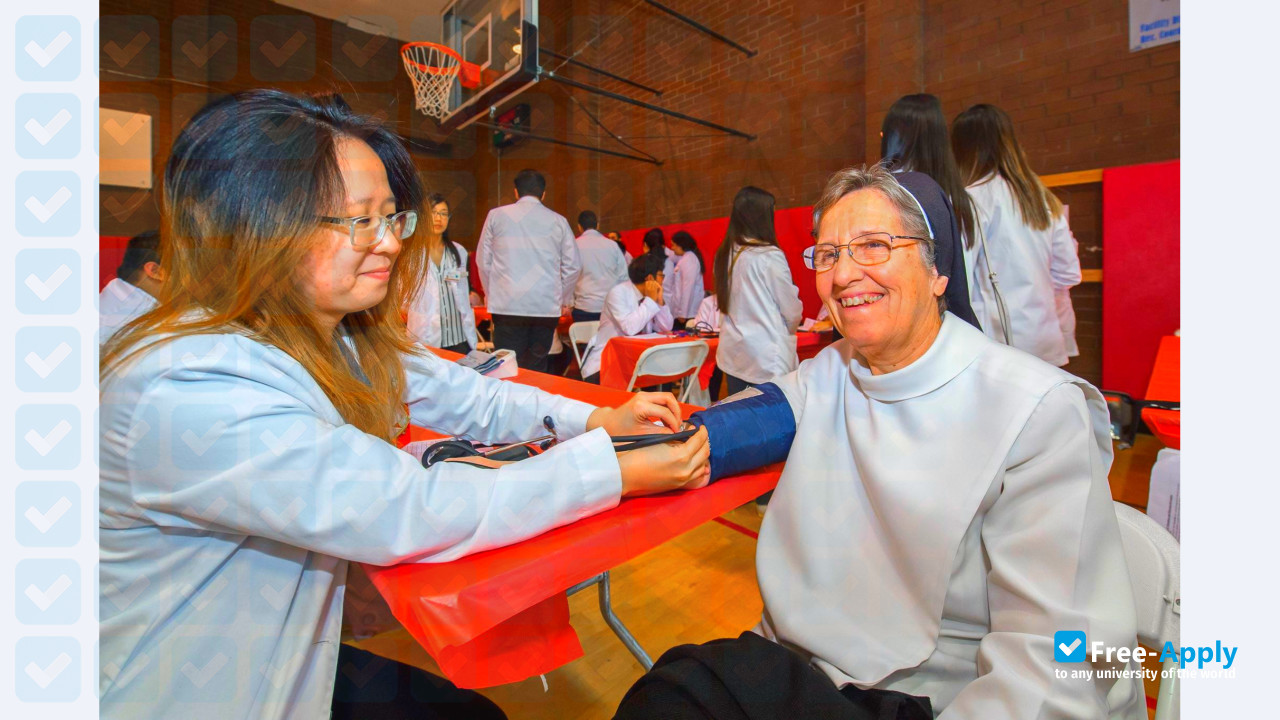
[685,382,797,483]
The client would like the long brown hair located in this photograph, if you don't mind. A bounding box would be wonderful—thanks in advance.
[101,90,428,440]
[951,103,1063,231]
[714,186,776,314]
[880,94,978,248]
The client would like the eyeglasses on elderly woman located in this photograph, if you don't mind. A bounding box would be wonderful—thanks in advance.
[802,232,927,271]
[319,210,418,249]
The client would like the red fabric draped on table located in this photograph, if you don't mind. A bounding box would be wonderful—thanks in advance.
[596,331,829,390]
[366,352,783,688]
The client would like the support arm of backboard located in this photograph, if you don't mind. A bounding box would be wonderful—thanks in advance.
[539,47,664,97]
[644,0,757,58]
[475,120,663,165]
[542,70,756,140]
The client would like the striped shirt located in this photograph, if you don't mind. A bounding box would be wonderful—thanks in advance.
[434,249,466,348]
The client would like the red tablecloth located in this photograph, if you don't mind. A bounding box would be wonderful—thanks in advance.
[1142,335,1180,449]
[598,331,829,391]
[366,352,782,688]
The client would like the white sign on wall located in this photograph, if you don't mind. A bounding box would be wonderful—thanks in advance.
[1130,0,1181,51]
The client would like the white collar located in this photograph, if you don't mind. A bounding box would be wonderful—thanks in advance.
[847,313,982,402]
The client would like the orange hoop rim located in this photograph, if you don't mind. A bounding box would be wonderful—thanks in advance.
[400,41,463,75]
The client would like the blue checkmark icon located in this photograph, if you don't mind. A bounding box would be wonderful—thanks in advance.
[1054,630,1087,662]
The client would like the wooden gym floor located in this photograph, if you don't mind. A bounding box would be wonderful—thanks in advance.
[352,434,1168,719]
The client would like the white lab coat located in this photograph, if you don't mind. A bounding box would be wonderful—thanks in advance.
[669,251,706,320]
[1055,287,1080,357]
[716,245,804,384]
[692,294,720,332]
[99,277,157,345]
[661,247,676,300]
[406,241,480,349]
[573,229,630,313]
[580,282,673,379]
[99,331,622,719]
[476,196,582,317]
[757,314,1144,719]
[964,175,1082,366]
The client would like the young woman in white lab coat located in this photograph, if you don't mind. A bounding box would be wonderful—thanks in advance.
[669,230,706,325]
[406,193,479,353]
[98,90,710,720]
[952,103,1082,366]
[712,186,804,396]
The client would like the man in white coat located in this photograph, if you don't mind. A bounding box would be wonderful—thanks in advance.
[579,253,674,383]
[99,230,163,345]
[476,169,581,372]
[572,210,629,323]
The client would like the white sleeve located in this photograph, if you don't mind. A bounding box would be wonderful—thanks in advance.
[1048,214,1083,289]
[607,289,662,337]
[403,348,596,443]
[764,251,804,332]
[938,384,1142,719]
[614,248,630,286]
[650,302,674,333]
[672,257,697,318]
[476,211,495,293]
[560,219,582,307]
[111,360,621,567]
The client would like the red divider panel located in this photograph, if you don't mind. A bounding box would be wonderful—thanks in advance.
[619,206,823,318]
[100,235,132,290]
[1102,160,1180,398]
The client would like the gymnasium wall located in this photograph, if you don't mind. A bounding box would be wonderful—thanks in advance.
[473,0,1179,385]
[98,0,475,238]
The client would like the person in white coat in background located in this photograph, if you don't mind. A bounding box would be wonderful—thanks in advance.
[99,230,163,344]
[607,231,632,264]
[406,193,478,353]
[476,169,582,372]
[615,164,1143,720]
[642,227,677,302]
[952,103,1082,366]
[572,210,629,323]
[579,253,674,383]
[98,90,710,720]
[713,186,804,397]
[669,230,707,326]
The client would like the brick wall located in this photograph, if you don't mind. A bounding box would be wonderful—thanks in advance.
[469,0,1178,384]
[98,0,473,237]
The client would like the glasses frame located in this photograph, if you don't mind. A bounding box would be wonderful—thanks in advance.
[319,210,418,249]
[803,232,927,271]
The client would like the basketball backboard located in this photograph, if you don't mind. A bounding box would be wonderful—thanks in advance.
[436,0,539,133]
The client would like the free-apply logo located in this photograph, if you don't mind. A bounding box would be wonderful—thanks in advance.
[1054,630,1087,662]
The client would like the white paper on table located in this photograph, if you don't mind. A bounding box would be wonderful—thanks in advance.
[799,318,817,332]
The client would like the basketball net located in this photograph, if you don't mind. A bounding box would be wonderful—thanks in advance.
[401,42,462,120]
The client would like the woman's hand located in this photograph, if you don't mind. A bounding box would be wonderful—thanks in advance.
[587,391,682,434]
[617,426,711,496]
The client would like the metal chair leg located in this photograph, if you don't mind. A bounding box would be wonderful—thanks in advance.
[566,571,653,670]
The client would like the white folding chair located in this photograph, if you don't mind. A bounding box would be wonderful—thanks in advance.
[625,340,709,403]
[1114,501,1180,720]
[567,321,599,376]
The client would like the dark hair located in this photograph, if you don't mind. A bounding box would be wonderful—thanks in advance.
[514,168,546,197]
[613,238,628,257]
[880,94,977,248]
[117,230,161,285]
[671,230,704,275]
[951,103,1063,231]
[628,251,666,285]
[427,192,461,267]
[714,186,776,314]
[577,210,598,230]
[642,228,665,256]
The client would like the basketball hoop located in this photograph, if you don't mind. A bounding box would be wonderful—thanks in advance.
[401,42,471,120]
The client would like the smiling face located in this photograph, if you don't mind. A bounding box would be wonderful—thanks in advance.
[815,189,947,373]
[300,136,401,333]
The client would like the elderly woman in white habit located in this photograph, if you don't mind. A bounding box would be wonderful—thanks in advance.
[615,165,1144,720]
